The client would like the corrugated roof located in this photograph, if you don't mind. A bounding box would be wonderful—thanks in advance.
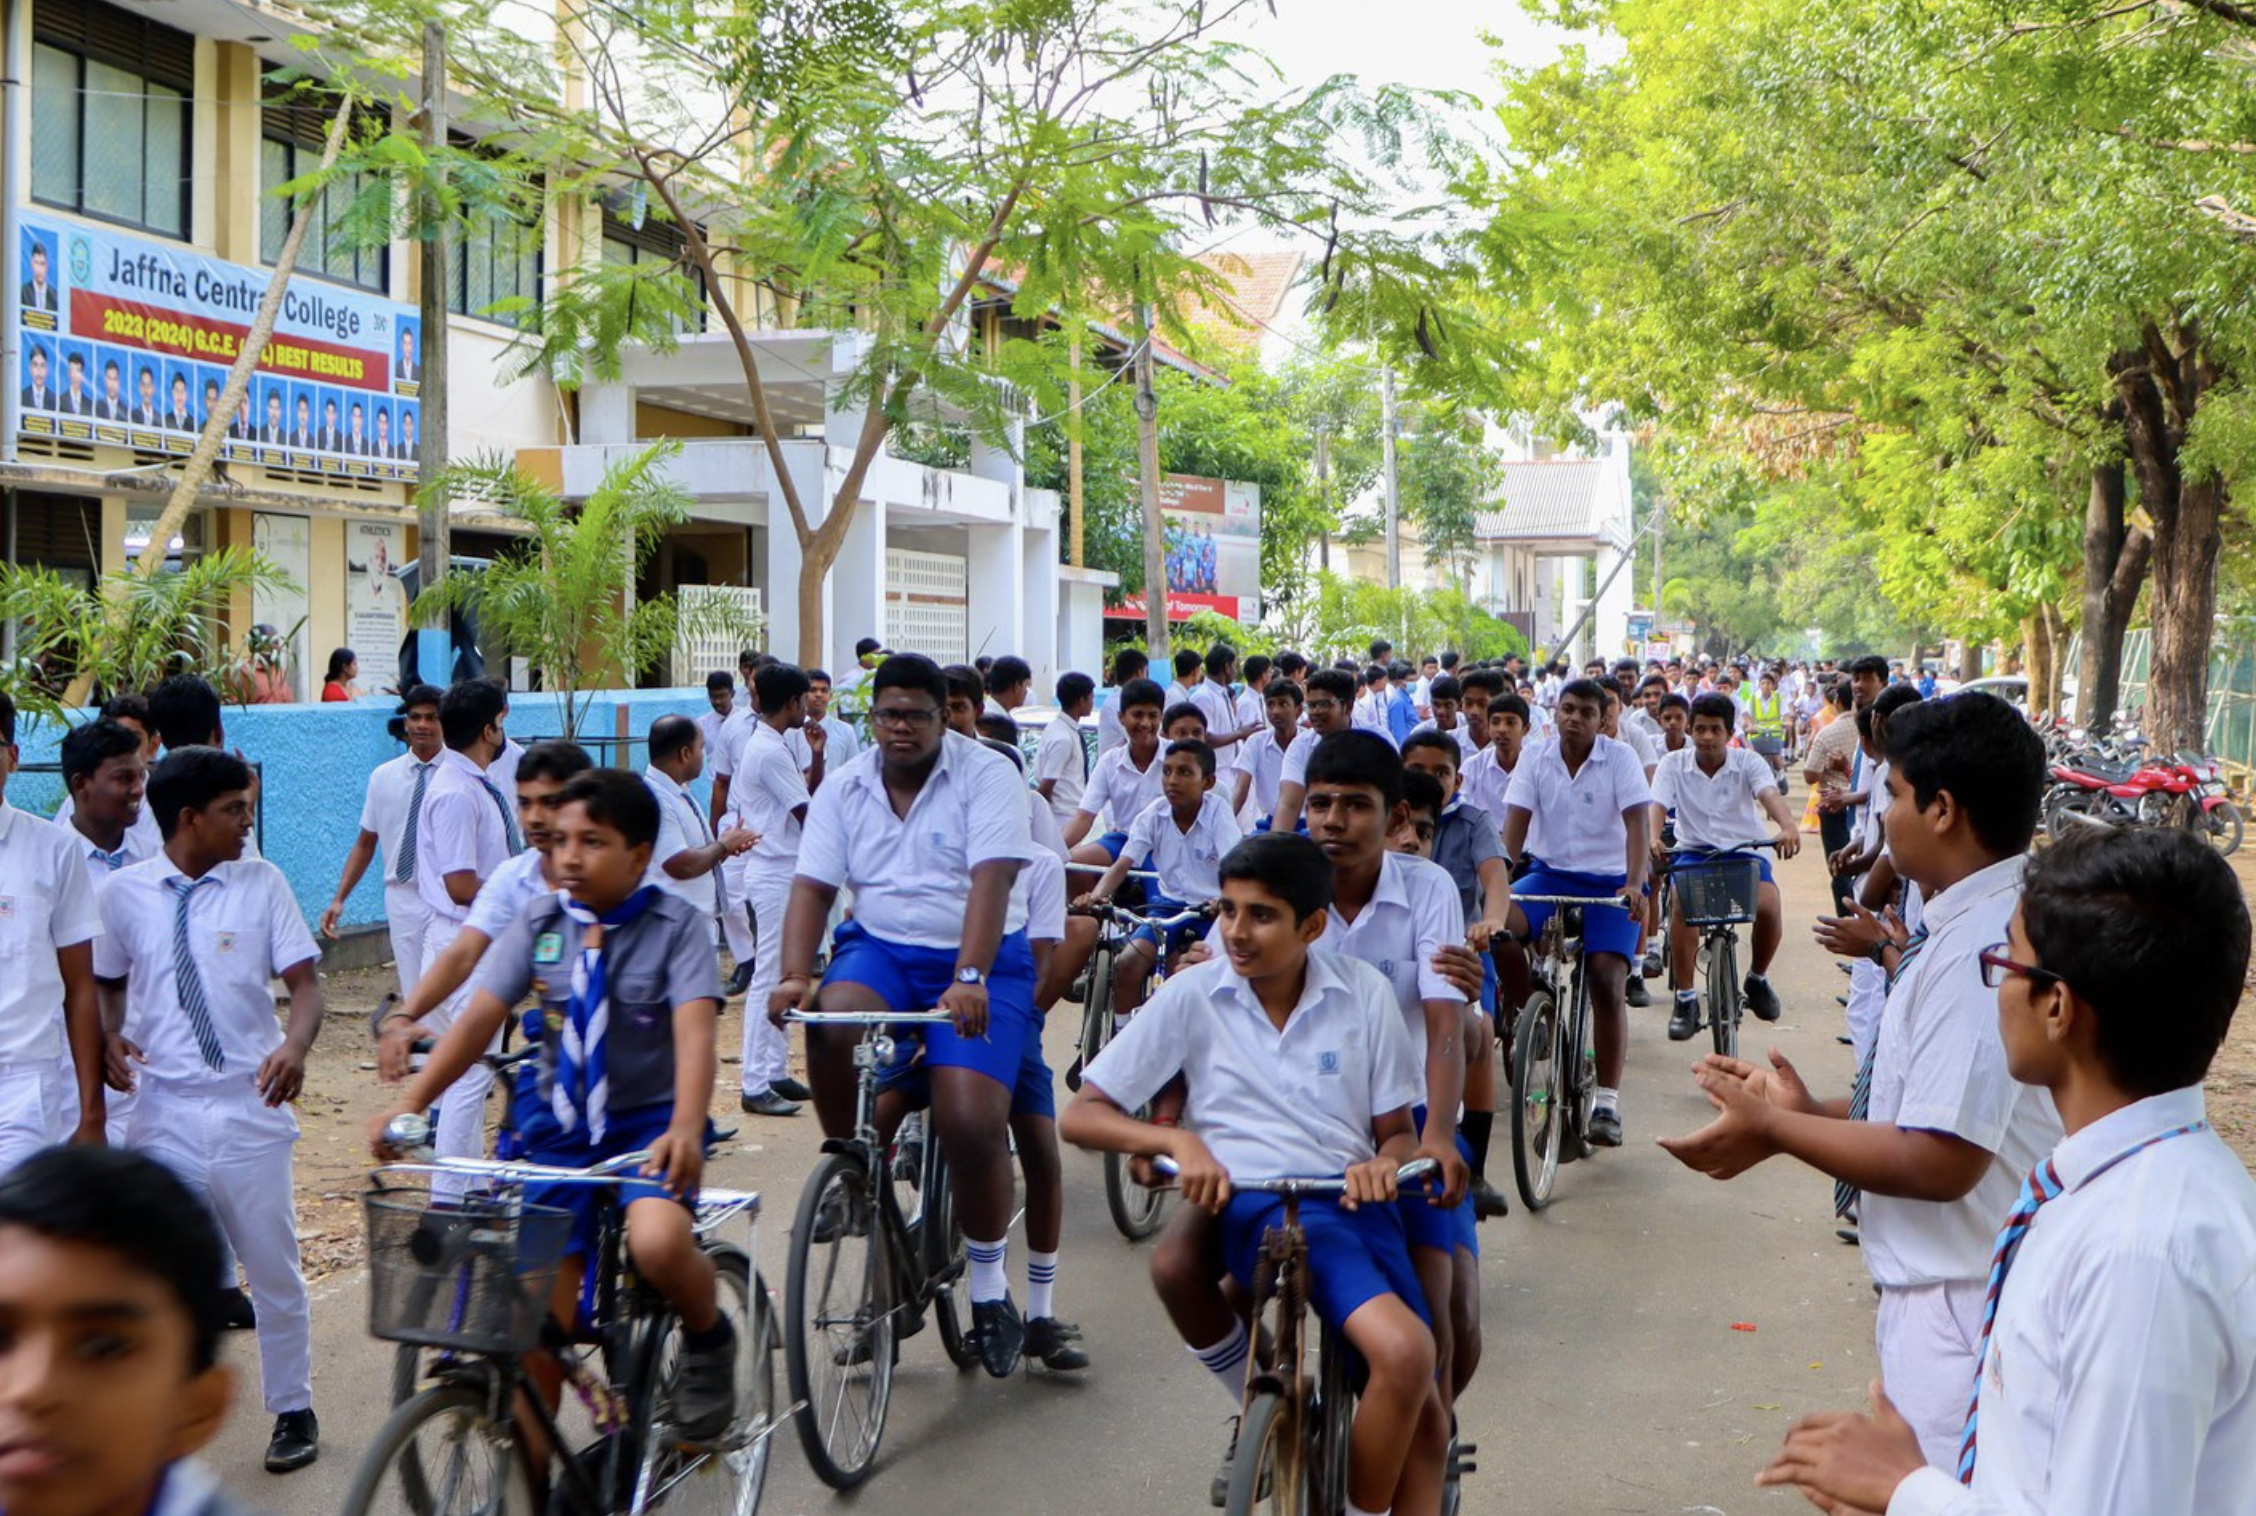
[1474,460,1611,541]
[1182,251,1305,357]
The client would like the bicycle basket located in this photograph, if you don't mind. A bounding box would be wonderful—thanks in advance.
[364,1193,575,1354]
[1674,856,1762,926]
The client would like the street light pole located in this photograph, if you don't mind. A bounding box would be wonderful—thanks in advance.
[415,20,452,686]
[1381,366,1400,590]
[1135,303,1168,667]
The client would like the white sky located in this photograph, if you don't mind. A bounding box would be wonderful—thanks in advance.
[1216,0,1581,113]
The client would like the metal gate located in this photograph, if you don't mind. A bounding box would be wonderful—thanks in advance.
[885,548,968,664]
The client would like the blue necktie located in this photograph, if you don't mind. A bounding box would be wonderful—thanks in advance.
[90,846,129,873]
[552,887,661,1142]
[164,877,227,1071]
[482,775,524,854]
[394,761,433,882]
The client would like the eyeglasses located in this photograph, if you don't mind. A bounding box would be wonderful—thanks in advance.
[1977,943,2065,992]
[870,707,939,730]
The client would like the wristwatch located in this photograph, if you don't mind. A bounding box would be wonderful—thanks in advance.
[1868,940,1893,967]
[955,966,987,987]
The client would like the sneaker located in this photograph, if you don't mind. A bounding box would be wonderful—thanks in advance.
[739,1090,801,1117]
[265,1409,319,1473]
[1624,975,1650,1008]
[810,1187,869,1244]
[671,1319,739,1444]
[1667,994,1701,1042]
[770,1075,814,1102]
[218,1286,257,1332]
[1024,1316,1090,1371]
[970,1296,1025,1378]
[893,1112,925,1186]
[1587,1107,1624,1148]
[1469,1174,1510,1220]
[1640,945,1663,979]
[1745,974,1783,1023]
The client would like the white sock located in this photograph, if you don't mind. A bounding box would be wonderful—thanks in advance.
[1747,970,1769,985]
[1347,1505,1390,1516]
[966,1236,1009,1303]
[1113,1012,1131,1033]
[1595,1086,1620,1114]
[1674,988,1698,1003]
[1026,1249,1058,1319]
[1190,1319,1250,1406]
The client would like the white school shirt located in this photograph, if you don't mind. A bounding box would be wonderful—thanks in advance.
[795,732,1036,947]
[1190,681,1238,750]
[1459,746,1519,834]
[416,749,516,927]
[1229,727,1291,820]
[1082,952,1422,1181]
[1625,706,1665,748]
[709,708,754,786]
[359,752,440,886]
[51,791,161,857]
[1078,743,1164,834]
[1318,853,1467,1068]
[93,855,318,1088]
[1863,855,2062,1289]
[1164,679,1193,710]
[69,817,161,883]
[1407,719,1480,764]
[0,802,102,1064]
[1888,1086,2256,1516]
[1351,691,1389,737]
[785,715,860,775]
[1035,712,1089,825]
[463,848,553,941]
[643,765,721,919]
[1650,746,1778,851]
[1021,845,1067,944]
[1233,686,1266,736]
[1276,728,1325,791]
[1122,792,1242,904]
[1615,719,1662,772]
[732,720,811,880]
[1503,734,1653,875]
[1097,693,1129,755]
[695,708,729,767]
[488,736,525,800]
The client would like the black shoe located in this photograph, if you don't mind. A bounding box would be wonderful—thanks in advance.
[218,1286,256,1332]
[1063,1056,1084,1094]
[970,1296,1025,1378]
[1625,975,1650,1008]
[1470,1174,1510,1220]
[724,962,754,998]
[770,1076,813,1102]
[671,1320,738,1444]
[1745,974,1783,1023]
[738,1090,801,1117]
[1640,946,1663,979]
[1024,1316,1090,1371]
[265,1409,319,1473]
[1587,1108,1623,1148]
[1666,995,1701,1042]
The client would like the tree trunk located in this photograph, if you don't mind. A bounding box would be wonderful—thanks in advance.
[2077,453,2151,728]
[2115,324,2227,755]
[1957,640,1982,684]
[2022,612,2052,719]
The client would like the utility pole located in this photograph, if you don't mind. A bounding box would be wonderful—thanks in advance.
[1067,329,1085,567]
[1650,491,1664,639]
[1315,423,1331,573]
[414,20,452,686]
[1381,366,1400,590]
[1134,304,1168,666]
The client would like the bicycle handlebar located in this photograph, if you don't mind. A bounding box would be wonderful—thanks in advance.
[784,1009,957,1027]
[372,1146,658,1185]
[1509,894,1633,907]
[1151,1156,1441,1196]
[408,1037,539,1073]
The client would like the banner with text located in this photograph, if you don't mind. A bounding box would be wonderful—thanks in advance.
[16,213,422,482]
[1106,472,1263,622]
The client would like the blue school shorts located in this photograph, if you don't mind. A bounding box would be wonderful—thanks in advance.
[1515,862,1641,961]
[1403,1104,1479,1260]
[522,1102,703,1261]
[1096,830,1131,861]
[825,920,1037,1094]
[1221,1190,1429,1334]
[1129,890,1203,955]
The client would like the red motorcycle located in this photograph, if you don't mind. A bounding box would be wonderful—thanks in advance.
[2045,750,2243,855]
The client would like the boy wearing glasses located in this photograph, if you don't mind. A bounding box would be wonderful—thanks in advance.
[1659,694,2063,1466]
[1758,826,2256,1515]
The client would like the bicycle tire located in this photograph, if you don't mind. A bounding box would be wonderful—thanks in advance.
[1510,988,1564,1211]
[627,1246,774,1516]
[1076,947,1115,1083]
[1105,1115,1170,1241]
[1707,932,1740,1061]
[927,1144,981,1371]
[1311,1325,1355,1516]
[784,1153,893,1490]
[337,1380,537,1516]
[1567,959,1596,1160]
[1222,1389,1306,1516]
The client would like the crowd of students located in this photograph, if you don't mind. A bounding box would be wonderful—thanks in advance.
[0,631,2249,1516]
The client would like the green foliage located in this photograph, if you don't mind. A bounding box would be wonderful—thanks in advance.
[1271,573,1525,663]
[0,548,295,724]
[410,443,760,736]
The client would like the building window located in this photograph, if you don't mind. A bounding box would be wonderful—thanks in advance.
[450,201,543,328]
[29,0,192,237]
[261,95,388,292]
[601,209,707,334]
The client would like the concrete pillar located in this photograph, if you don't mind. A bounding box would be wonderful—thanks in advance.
[1058,580,1109,676]
[581,381,636,445]
[761,444,831,663]
[831,494,887,678]
[1021,520,1058,687]
[965,522,1024,663]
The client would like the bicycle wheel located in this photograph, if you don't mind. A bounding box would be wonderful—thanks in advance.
[628,1246,775,1516]
[338,1382,537,1516]
[1309,1326,1356,1516]
[1509,988,1564,1211]
[1073,947,1115,1087]
[927,1145,981,1371]
[1105,1112,1170,1241]
[1223,1389,1309,1516]
[784,1153,893,1489]
[1707,932,1741,1061]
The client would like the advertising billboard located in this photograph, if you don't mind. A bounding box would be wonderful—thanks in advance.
[1109,472,1263,622]
[15,212,422,483]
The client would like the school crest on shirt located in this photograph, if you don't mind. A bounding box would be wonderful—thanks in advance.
[1379,958,1397,978]
[534,932,565,967]
[214,931,236,954]
[1317,1051,1341,1076]
[0,897,13,921]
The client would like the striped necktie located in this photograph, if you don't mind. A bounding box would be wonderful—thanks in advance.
[163,877,227,1071]
[394,761,433,882]
[1835,925,1929,1218]
[1955,1120,2208,1483]
[678,788,726,914]
[481,775,525,854]
[89,845,129,873]
[552,887,662,1142]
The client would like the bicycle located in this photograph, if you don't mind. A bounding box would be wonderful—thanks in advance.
[1657,841,1781,1060]
[1068,895,1210,1241]
[1507,893,1632,1212]
[1156,1157,1465,1516]
[780,1009,983,1490]
[343,1137,775,1516]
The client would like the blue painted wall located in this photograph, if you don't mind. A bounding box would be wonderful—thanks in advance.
[11,688,718,932]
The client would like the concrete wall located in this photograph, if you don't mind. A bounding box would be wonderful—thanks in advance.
[11,687,718,935]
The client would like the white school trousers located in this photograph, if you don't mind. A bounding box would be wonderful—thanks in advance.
[1874,1277,1985,1470]
[739,872,793,1095]
[719,852,757,967]
[421,917,498,1167]
[1845,956,1885,1068]
[125,1080,312,1413]
[384,881,431,1001]
[0,1064,66,1169]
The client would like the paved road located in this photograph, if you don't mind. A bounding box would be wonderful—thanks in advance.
[214,844,1884,1515]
